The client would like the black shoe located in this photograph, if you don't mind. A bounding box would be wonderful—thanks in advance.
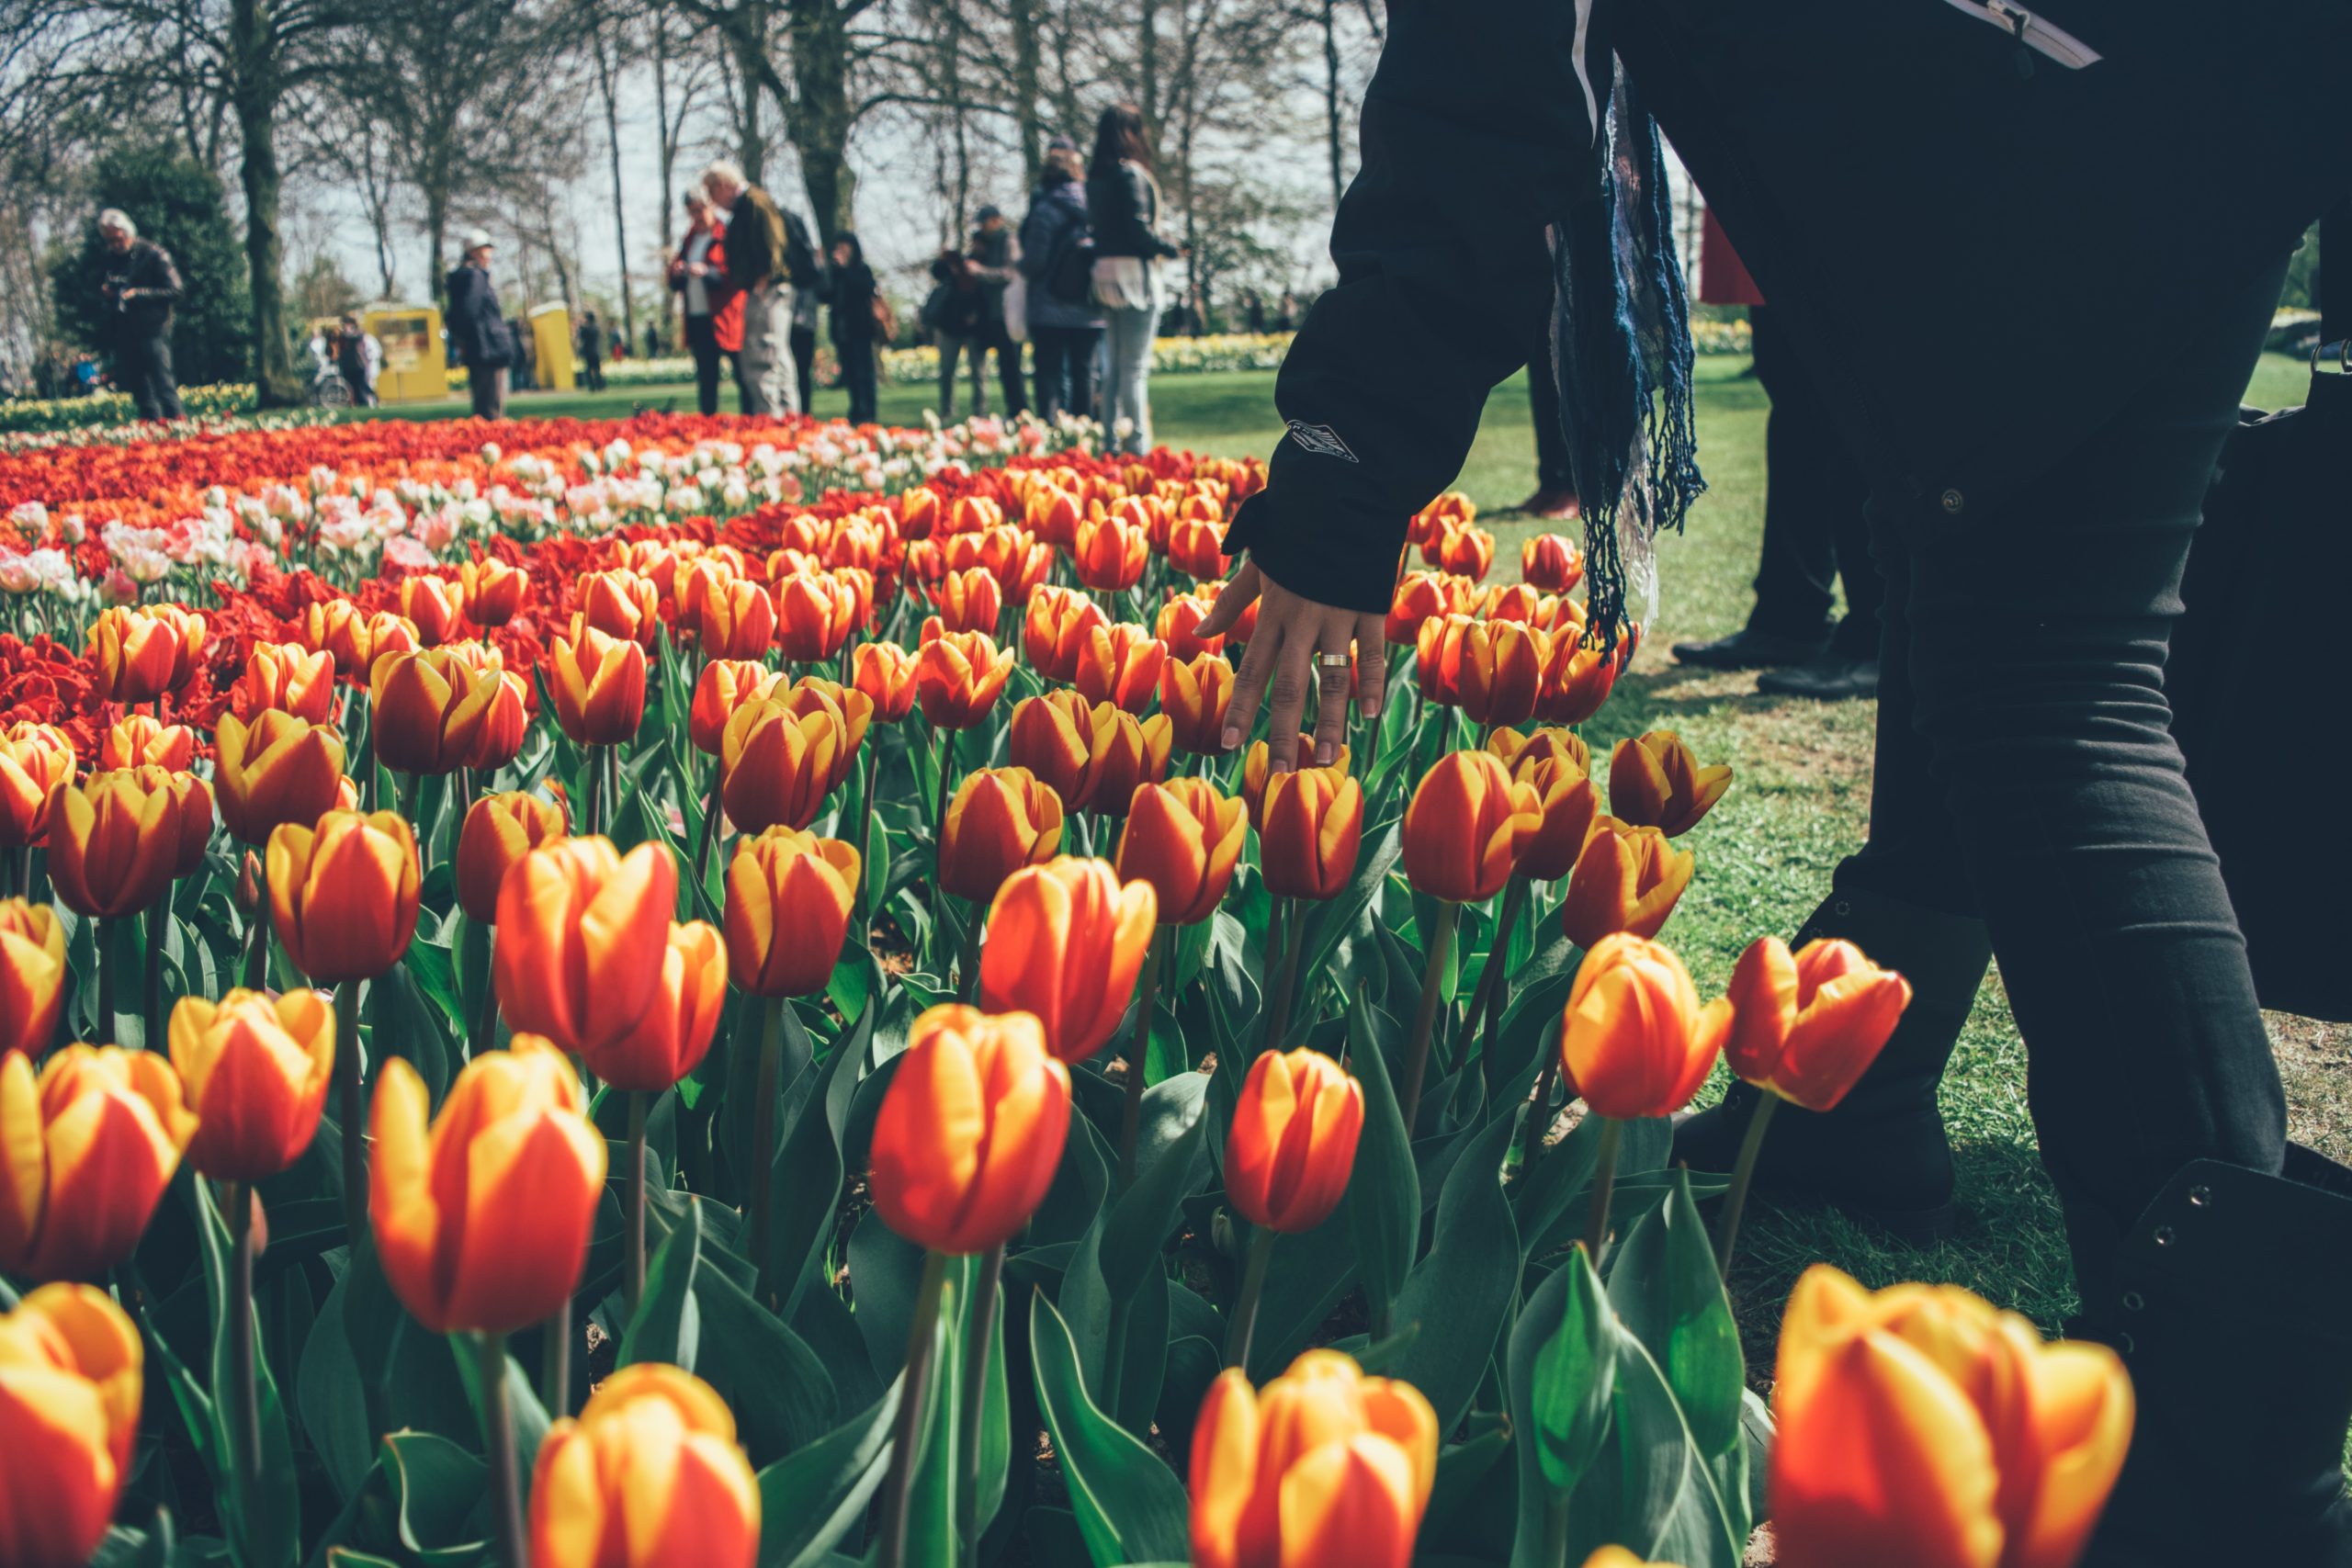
[2075,1147,2352,1566]
[1756,655,1880,700]
[1668,626,1829,670]
[1671,886,1992,1244]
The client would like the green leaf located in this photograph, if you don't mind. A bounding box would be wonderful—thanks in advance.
[1027,1294,1191,1568]
[296,1262,376,1505]
[754,1385,901,1568]
[619,1197,703,1372]
[1096,1073,1209,1303]
[381,1430,489,1567]
[763,1014,860,1319]
[1299,821,1401,1007]
[1388,1112,1521,1432]
[454,1332,551,1484]
[1345,987,1419,1327]
[193,1179,301,1568]
[1606,1168,1744,1462]
[695,1266,842,1468]
[1560,1334,1742,1568]
[1530,1245,1616,1493]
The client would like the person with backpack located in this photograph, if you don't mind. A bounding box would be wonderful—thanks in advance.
[924,249,993,419]
[1018,139,1103,422]
[703,157,819,415]
[827,232,883,425]
[1087,104,1184,454]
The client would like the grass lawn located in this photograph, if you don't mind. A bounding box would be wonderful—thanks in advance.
[357,351,2344,1359]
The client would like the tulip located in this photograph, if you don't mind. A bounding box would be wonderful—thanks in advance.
[790,675,874,773]
[1156,589,1225,661]
[1007,690,1099,810]
[169,987,334,1181]
[1478,582,1563,627]
[493,836,677,1052]
[1074,622,1169,715]
[1239,738,1346,829]
[1023,583,1110,682]
[1771,1265,2133,1568]
[0,1283,143,1568]
[1083,704,1173,818]
[1401,750,1542,905]
[1521,532,1584,592]
[89,604,204,703]
[0,1043,194,1281]
[697,576,778,660]
[1114,779,1246,927]
[528,1364,761,1568]
[396,574,466,646]
[852,639,918,723]
[678,556,740,629]
[1227,1049,1363,1235]
[1609,731,1734,838]
[1456,619,1550,728]
[210,708,340,845]
[723,827,859,998]
[913,627,1012,729]
[371,1035,606,1335]
[269,810,421,983]
[1258,768,1363,902]
[47,768,186,918]
[690,659,782,756]
[99,713,198,771]
[0,723,75,850]
[1557,816,1694,949]
[940,767,1065,906]
[1578,1554,1676,1568]
[1168,513,1227,580]
[1511,755,1603,883]
[468,670,531,773]
[1384,570,1464,647]
[232,637,331,723]
[1161,651,1235,756]
[579,567,661,649]
[931,566,1003,636]
[1414,615,1472,708]
[461,557,528,626]
[979,856,1157,1062]
[1559,933,1724,1122]
[774,570,862,661]
[576,919,727,1094]
[0,899,64,1057]
[457,791,569,924]
[869,1004,1071,1255]
[1189,1351,1439,1568]
[548,623,649,749]
[304,603,419,682]
[1535,633,1620,725]
[719,688,848,834]
[1721,936,1914,1113]
[1074,511,1149,592]
[1430,521,1495,581]
[1488,724,1590,778]
[370,647,503,776]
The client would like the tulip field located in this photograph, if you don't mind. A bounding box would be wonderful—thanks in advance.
[0,403,2137,1568]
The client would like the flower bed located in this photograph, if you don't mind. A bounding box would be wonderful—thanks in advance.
[0,416,2132,1568]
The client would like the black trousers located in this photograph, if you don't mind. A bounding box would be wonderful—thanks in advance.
[1747,305,1877,657]
[1032,325,1101,423]
[581,355,605,392]
[978,322,1026,417]
[114,333,183,421]
[684,313,726,416]
[837,337,878,423]
[1525,325,1575,491]
[468,363,506,419]
[791,325,818,416]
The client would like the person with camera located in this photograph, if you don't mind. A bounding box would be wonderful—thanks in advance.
[89,209,184,421]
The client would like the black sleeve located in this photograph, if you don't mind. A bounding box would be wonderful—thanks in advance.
[723,201,769,289]
[140,245,183,302]
[1221,0,1593,615]
[1127,167,1182,260]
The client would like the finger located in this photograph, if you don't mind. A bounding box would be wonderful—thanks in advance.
[1352,613,1388,720]
[1193,558,1261,639]
[1222,613,1283,750]
[1263,626,1317,775]
[1311,612,1355,766]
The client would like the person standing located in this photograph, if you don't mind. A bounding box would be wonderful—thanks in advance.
[702,158,808,415]
[444,230,514,420]
[334,313,381,408]
[966,205,1026,417]
[1669,209,1879,697]
[1085,104,1183,454]
[88,209,184,421]
[926,249,991,418]
[576,310,606,391]
[827,232,882,425]
[1020,140,1103,422]
[1516,323,1579,518]
[669,189,743,417]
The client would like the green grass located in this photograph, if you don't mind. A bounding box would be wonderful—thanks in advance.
[360,351,2345,1359]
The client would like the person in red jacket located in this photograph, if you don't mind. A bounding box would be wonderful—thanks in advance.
[669,189,744,417]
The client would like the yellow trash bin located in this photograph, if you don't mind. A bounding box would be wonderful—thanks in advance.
[363,305,447,404]
[531,305,576,393]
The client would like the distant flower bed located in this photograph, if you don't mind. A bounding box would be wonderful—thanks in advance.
[0,382,270,437]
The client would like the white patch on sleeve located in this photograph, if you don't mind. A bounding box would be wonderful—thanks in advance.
[1284,421,1361,463]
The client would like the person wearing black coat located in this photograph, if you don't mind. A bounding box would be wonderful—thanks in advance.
[444,229,514,419]
[925,250,993,419]
[1194,5,2352,1562]
[966,207,1026,417]
[1085,104,1183,454]
[1018,140,1105,422]
[90,209,184,421]
[827,232,881,424]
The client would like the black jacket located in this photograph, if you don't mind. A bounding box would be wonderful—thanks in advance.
[724,188,823,294]
[831,257,879,346]
[1018,172,1102,331]
[444,264,513,368]
[94,240,181,342]
[1085,162,1181,262]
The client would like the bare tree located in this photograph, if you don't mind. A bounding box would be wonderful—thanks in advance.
[586,2,639,342]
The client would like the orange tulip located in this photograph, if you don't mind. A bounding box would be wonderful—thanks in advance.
[1385,570,1463,647]
[528,1363,761,1568]
[157,767,214,878]
[1074,511,1149,592]
[1259,768,1363,901]
[1521,532,1584,592]
[493,837,676,1052]
[1401,751,1542,904]
[232,639,333,724]
[978,857,1157,1062]
[914,627,1013,730]
[1430,522,1495,581]
[397,574,467,646]
[1413,615,1472,708]
[1557,816,1694,949]
[1510,755,1602,883]
[582,920,729,1093]
[169,987,334,1181]
[690,659,782,756]
[1158,651,1234,757]
[1770,1265,2133,1568]
[1115,779,1246,926]
[851,639,918,724]
[1074,622,1169,715]
[99,714,197,771]
[579,567,661,649]
[789,676,873,779]
[1609,731,1734,838]
[1535,633,1619,726]
[0,1043,194,1281]
[0,899,65,1058]
[1577,1553,1676,1568]
[213,709,344,846]
[370,1035,606,1335]
[1156,590,1225,661]
[468,669,531,772]
[88,604,203,702]
[1477,582,1563,627]
[941,767,1066,905]
[719,689,848,834]
[774,570,862,661]
[1168,513,1227,580]
[303,603,418,683]
[369,647,501,775]
[868,1004,1071,1254]
[457,791,569,924]
[548,623,649,746]
[1226,1049,1363,1234]
[0,1283,143,1568]
[678,557,740,630]
[1718,936,1914,1113]
[723,827,859,998]
[1189,1349,1439,1568]
[47,769,187,918]
[268,810,421,983]
[0,723,75,848]
[460,557,527,626]
[931,566,1004,637]
[693,576,775,661]
[1023,583,1109,682]
[1554,932,1724,1122]
[1487,725,1590,778]
[1083,704,1173,818]
[1239,737,1346,829]
[1006,691,1099,810]
[1458,620,1550,728]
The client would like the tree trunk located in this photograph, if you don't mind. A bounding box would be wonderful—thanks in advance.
[727,4,770,186]
[1008,0,1043,186]
[787,0,858,243]
[229,0,299,406]
[1321,0,1345,218]
[593,17,637,344]
[426,185,450,306]
[1138,0,1159,144]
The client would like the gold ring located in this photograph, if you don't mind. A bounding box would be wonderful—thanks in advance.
[1317,653,1352,670]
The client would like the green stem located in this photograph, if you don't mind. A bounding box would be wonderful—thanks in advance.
[956,1245,1006,1568]
[227,1179,261,1489]
[1117,928,1170,1190]
[854,744,879,931]
[693,752,723,890]
[1544,1493,1572,1568]
[1713,1092,1781,1277]
[145,897,166,1052]
[585,745,607,837]
[1265,896,1306,1051]
[1222,1226,1279,1372]
[471,952,500,1056]
[243,859,269,990]
[747,996,784,1295]
[1517,1032,1564,1179]
[98,915,119,1044]
[1581,1116,1626,1265]
[625,1089,650,1314]
[335,986,365,1247]
[932,725,956,893]
[956,912,983,1004]
[1463,872,1530,1055]
[475,1333,526,1568]
[541,1291,572,1416]
[1398,900,1460,1140]
[876,1250,954,1568]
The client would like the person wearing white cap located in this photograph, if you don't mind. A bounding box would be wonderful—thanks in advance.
[444,228,516,419]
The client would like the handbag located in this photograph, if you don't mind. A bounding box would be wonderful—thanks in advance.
[1003,271,1029,343]
[2172,198,2350,1021]
[1091,255,1151,312]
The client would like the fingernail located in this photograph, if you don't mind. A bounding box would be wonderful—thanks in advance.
[1220,727,1241,750]
[1363,701,1382,719]
[1315,741,1336,765]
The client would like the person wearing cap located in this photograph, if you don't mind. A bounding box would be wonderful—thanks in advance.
[87,209,184,421]
[445,229,516,419]
[966,204,1025,417]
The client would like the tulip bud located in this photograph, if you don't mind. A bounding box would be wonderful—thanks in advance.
[1385,570,1462,647]
[1557,933,1724,1120]
[528,1363,761,1568]
[1430,521,1495,581]
[1534,634,1619,726]
[1074,512,1149,592]
[789,676,873,779]
[1161,651,1236,757]
[578,567,661,649]
[1487,725,1590,778]
[1227,1049,1363,1234]
[0,723,75,849]
[1168,514,1227,580]
[493,837,677,1052]
[1718,936,1913,1113]
[169,988,335,1181]
[457,791,569,924]
[370,648,502,776]
[1771,1265,2132,1568]
[460,557,527,626]
[1608,731,1733,838]
[0,1044,194,1281]
[1521,532,1584,592]
[868,1005,1071,1254]
[98,714,197,771]
[1074,622,1170,715]
[979,856,1156,1062]
[1401,751,1542,905]
[678,556,740,630]
[851,639,918,724]
[548,622,649,747]
[211,709,342,846]
[697,576,778,660]
[47,768,190,918]
[1189,1350,1439,1568]
[941,767,1066,906]
[268,809,421,983]
[1007,691,1099,810]
[89,604,204,703]
[582,921,729,1093]
[720,688,849,834]
[0,899,64,1057]
[1023,583,1109,682]
[1259,768,1363,901]
[1155,590,1226,661]
[1114,779,1246,926]
[1477,582,1563,627]
[774,570,862,661]
[914,627,1013,730]
[1083,704,1173,818]
[1238,738,1347,829]
[303,603,417,683]
[371,1037,606,1335]
[467,669,531,773]
[1557,816,1694,949]
[930,566,1004,637]
[1458,620,1550,728]
[392,574,461,647]
[723,826,859,998]
[0,1283,143,1568]
[691,659,782,756]
[1510,755,1602,883]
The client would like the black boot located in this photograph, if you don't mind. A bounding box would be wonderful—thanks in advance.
[1671,885,1992,1243]
[2075,1147,2352,1566]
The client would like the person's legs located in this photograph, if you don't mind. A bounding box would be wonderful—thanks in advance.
[766,287,801,415]
[1521,325,1578,514]
[469,360,496,418]
[1103,306,1153,452]
[989,329,1026,416]
[937,333,966,419]
[1743,305,1841,641]
[790,325,817,416]
[843,341,877,423]
[736,291,775,416]
[1067,328,1100,423]
[482,367,507,420]
[686,315,721,416]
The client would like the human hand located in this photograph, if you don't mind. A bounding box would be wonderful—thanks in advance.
[1193,558,1385,772]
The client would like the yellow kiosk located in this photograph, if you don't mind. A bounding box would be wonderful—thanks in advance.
[530,304,577,392]
[362,304,447,404]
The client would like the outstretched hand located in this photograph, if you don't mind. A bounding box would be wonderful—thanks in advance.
[1193,558,1386,772]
